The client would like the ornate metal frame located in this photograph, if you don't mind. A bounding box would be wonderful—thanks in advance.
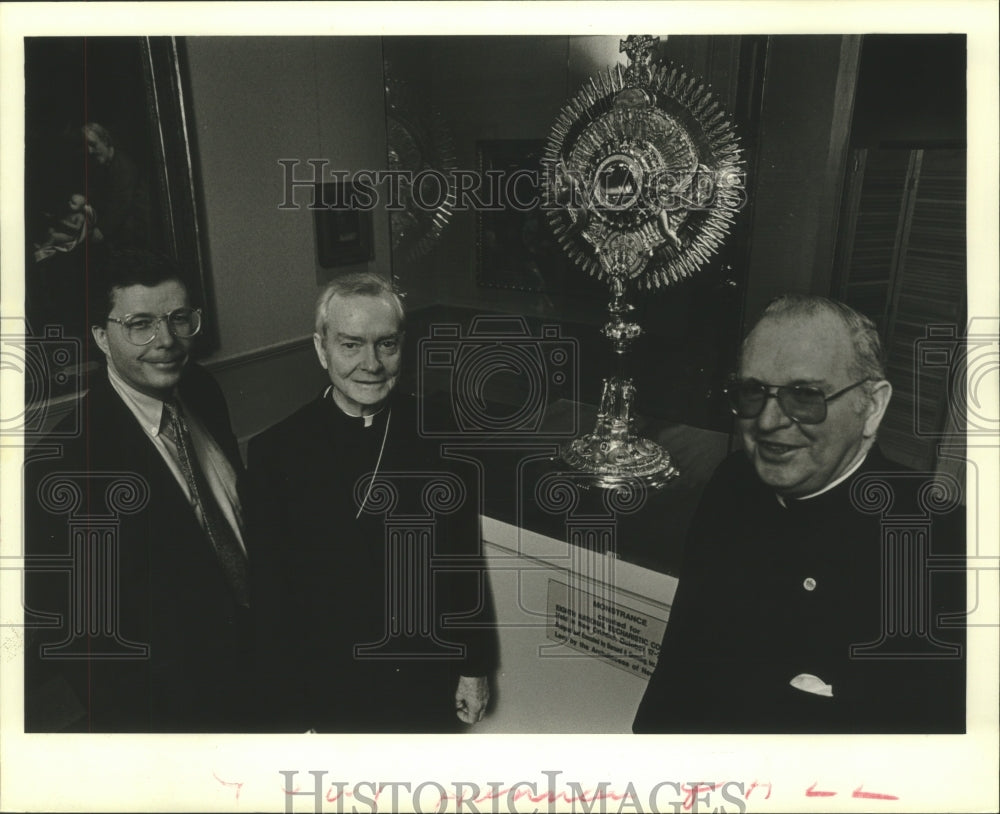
[384,63,458,265]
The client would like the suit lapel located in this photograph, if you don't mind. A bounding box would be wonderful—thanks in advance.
[178,367,244,475]
[82,372,195,513]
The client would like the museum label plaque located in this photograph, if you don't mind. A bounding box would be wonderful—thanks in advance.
[546,579,667,679]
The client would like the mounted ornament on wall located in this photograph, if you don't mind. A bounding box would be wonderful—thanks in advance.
[542,35,745,489]
[383,61,458,271]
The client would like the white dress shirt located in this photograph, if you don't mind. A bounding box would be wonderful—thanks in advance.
[106,365,247,553]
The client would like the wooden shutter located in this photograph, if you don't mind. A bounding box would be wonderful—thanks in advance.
[834,147,966,471]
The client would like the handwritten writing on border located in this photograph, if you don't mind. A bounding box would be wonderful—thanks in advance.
[275,771,900,812]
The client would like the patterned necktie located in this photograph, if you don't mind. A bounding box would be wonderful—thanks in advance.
[163,400,250,608]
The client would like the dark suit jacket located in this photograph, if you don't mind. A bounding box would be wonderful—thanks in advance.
[246,390,499,732]
[23,363,255,732]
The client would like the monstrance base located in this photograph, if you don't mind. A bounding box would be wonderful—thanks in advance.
[559,431,680,490]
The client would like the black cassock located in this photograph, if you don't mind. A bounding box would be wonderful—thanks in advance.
[633,446,966,734]
[247,390,498,732]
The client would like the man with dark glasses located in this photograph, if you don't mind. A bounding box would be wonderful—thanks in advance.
[634,294,965,733]
[23,249,254,732]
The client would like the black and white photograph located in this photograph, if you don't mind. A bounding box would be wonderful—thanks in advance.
[1,2,997,813]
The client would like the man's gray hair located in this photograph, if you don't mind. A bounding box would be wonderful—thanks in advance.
[742,294,887,382]
[314,271,405,336]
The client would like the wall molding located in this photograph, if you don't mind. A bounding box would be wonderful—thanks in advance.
[202,334,314,373]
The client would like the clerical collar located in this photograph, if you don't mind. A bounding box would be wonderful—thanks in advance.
[776,448,870,508]
[323,385,386,428]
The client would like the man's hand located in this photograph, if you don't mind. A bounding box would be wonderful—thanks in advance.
[454,675,490,725]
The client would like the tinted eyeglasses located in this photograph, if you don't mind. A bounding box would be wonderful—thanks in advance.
[106,307,202,346]
[724,378,872,425]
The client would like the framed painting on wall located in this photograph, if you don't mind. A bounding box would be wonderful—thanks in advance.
[314,181,376,270]
[475,139,572,294]
[18,36,213,438]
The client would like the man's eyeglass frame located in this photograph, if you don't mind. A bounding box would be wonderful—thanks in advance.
[105,307,203,346]
[724,378,874,425]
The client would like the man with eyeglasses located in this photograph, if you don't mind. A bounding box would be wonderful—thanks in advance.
[23,248,254,732]
[633,294,965,733]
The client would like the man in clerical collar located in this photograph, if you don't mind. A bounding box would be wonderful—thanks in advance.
[312,269,404,425]
[24,248,253,732]
[731,294,892,502]
[633,294,965,734]
[247,271,498,733]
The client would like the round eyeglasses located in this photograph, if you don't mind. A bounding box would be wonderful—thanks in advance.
[724,378,872,425]
[106,307,203,346]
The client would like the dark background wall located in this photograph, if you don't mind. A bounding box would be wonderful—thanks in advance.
[851,34,966,148]
[168,35,966,446]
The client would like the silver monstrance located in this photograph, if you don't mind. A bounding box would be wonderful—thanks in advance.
[542,35,744,489]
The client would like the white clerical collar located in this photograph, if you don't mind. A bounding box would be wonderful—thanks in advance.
[106,364,174,436]
[776,448,870,508]
[324,385,386,428]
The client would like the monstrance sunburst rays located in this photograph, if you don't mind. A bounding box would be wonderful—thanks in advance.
[540,36,744,489]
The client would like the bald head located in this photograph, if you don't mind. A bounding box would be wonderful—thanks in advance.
[740,294,886,383]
